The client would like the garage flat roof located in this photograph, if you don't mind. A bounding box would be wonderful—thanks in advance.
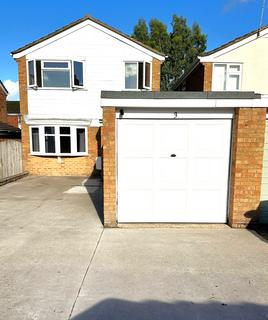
[101,91,261,100]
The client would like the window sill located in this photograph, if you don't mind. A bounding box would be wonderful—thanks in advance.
[30,153,88,157]
[28,87,87,91]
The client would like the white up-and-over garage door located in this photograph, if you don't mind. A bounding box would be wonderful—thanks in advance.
[117,117,232,223]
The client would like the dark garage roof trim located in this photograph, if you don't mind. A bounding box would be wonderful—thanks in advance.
[101,91,261,100]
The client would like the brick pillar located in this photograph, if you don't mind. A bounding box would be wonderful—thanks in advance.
[152,58,162,91]
[17,57,29,172]
[203,62,212,91]
[229,108,266,228]
[103,107,117,227]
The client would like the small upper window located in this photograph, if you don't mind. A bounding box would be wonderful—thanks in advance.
[28,60,36,87]
[72,61,84,87]
[27,60,85,89]
[212,63,242,91]
[125,61,151,90]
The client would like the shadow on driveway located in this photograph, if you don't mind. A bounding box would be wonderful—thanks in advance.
[72,299,268,320]
[84,177,104,225]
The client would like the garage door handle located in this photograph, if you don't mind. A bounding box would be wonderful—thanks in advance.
[170,154,176,157]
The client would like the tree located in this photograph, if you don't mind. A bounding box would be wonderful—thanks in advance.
[132,15,207,90]
[132,19,150,45]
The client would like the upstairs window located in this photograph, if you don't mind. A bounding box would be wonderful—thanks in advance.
[125,61,151,90]
[212,63,242,91]
[27,60,85,89]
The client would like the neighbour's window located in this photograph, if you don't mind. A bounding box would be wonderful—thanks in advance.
[212,63,242,91]
[125,61,151,90]
[27,60,85,89]
[31,127,40,152]
[30,126,87,156]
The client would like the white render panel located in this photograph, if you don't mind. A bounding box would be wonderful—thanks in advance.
[26,24,154,121]
[117,118,232,223]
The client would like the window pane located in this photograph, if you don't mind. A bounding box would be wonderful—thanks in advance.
[138,62,143,89]
[43,70,70,88]
[73,61,84,86]
[60,127,70,134]
[77,128,86,152]
[43,62,69,68]
[145,62,151,88]
[229,65,240,72]
[45,136,55,153]
[213,64,226,91]
[227,74,240,91]
[31,128,39,152]
[60,136,71,153]
[28,60,35,86]
[36,60,42,87]
[45,126,55,134]
[125,63,137,89]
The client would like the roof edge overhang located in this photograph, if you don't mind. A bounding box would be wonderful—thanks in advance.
[11,15,165,61]
[101,91,267,109]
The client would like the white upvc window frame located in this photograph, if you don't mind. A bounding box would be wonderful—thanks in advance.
[212,63,242,91]
[41,60,71,89]
[72,60,85,89]
[124,61,152,91]
[29,125,88,156]
[27,60,37,88]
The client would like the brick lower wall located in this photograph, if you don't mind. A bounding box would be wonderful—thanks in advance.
[7,115,19,128]
[102,107,117,227]
[229,108,266,227]
[0,89,7,123]
[22,125,100,176]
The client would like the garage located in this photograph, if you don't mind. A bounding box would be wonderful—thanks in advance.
[117,117,232,223]
[101,91,267,227]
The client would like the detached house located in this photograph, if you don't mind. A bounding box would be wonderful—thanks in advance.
[12,17,268,228]
[11,15,165,176]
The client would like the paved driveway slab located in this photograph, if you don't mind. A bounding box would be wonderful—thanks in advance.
[0,176,103,320]
[1,176,268,320]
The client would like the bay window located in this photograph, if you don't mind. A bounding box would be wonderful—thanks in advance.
[212,63,242,91]
[125,61,151,90]
[27,60,85,89]
[30,126,87,156]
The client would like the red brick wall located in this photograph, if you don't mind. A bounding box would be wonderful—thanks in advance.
[7,115,19,128]
[229,108,266,227]
[102,107,117,227]
[203,62,212,91]
[152,58,162,91]
[0,87,7,123]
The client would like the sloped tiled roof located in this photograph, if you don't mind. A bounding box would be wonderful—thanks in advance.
[0,121,21,137]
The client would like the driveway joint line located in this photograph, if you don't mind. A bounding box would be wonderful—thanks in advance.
[68,228,104,320]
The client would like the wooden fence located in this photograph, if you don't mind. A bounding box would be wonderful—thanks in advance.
[0,140,23,180]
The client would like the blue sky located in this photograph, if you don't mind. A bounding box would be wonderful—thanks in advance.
[0,0,267,99]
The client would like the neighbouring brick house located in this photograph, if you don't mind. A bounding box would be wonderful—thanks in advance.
[0,81,21,139]
[6,101,21,128]
[11,15,165,177]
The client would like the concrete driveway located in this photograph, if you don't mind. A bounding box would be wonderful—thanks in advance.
[0,176,268,320]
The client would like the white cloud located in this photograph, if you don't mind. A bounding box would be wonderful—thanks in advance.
[224,0,255,12]
[3,80,19,101]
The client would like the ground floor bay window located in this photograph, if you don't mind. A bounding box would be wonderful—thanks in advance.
[30,125,88,156]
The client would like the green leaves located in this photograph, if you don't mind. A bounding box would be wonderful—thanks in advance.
[132,15,207,90]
